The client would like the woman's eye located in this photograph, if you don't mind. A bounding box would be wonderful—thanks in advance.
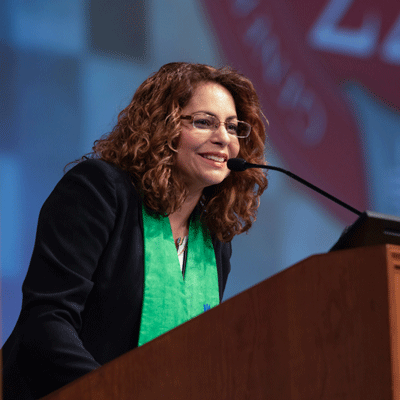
[227,123,238,133]
[195,118,213,127]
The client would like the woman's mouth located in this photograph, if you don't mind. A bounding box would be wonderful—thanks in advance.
[199,154,227,163]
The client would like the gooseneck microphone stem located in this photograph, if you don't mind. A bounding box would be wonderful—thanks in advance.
[227,158,362,217]
[262,164,362,216]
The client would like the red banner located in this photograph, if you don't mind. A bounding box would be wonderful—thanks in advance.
[202,0,370,223]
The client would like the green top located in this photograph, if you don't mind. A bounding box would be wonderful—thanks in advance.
[138,205,220,346]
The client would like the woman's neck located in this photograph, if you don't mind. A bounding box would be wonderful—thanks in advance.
[168,192,201,243]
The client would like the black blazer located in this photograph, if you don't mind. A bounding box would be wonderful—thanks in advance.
[2,160,232,399]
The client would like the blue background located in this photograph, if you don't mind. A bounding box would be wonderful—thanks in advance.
[1,0,400,346]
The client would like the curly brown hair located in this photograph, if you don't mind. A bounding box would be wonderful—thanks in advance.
[78,62,268,242]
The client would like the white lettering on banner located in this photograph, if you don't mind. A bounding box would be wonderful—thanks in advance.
[278,72,327,146]
[308,0,381,58]
[232,0,259,17]
[263,37,291,86]
[381,14,400,64]
[243,14,326,146]
[244,17,271,59]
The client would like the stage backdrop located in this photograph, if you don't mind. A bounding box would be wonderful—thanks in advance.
[1,0,399,346]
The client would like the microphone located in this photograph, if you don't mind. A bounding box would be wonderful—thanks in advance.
[227,158,362,217]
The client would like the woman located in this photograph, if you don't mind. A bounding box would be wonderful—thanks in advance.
[2,62,268,399]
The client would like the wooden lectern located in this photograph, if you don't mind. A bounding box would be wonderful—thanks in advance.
[38,244,400,399]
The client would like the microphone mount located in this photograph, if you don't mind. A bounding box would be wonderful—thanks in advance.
[227,158,400,251]
[227,158,362,217]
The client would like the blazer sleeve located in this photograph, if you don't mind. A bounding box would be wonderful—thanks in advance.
[17,160,120,397]
[213,238,232,302]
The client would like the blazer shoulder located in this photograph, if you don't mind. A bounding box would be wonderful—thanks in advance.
[66,159,139,197]
[66,159,131,183]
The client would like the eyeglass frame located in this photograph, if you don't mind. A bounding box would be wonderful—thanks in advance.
[180,112,251,139]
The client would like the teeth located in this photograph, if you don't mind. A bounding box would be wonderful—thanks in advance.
[202,155,225,162]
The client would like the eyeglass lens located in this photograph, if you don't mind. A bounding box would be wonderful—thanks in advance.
[192,113,250,137]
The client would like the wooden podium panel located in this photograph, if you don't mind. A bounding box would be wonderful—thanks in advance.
[40,245,400,399]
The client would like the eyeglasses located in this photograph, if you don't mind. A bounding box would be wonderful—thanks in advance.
[180,112,251,138]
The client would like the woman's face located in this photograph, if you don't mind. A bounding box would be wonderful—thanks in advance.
[176,82,240,196]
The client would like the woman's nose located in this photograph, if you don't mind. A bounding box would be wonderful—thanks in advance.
[211,123,231,145]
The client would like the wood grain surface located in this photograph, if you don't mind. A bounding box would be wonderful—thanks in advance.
[40,245,398,400]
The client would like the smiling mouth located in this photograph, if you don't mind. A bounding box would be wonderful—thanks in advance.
[200,154,227,163]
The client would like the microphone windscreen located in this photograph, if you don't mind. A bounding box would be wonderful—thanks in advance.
[227,158,247,171]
